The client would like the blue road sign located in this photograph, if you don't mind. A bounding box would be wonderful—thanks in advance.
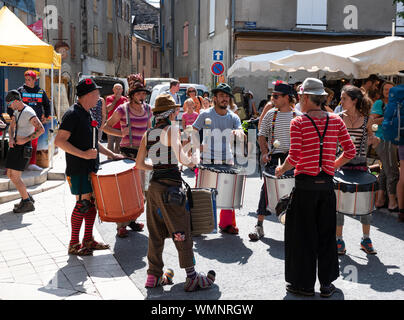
[213,50,224,61]
[211,62,225,76]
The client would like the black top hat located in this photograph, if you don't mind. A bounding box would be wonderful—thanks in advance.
[76,78,102,97]
[211,83,234,98]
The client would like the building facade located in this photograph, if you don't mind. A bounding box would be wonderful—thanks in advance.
[161,0,403,102]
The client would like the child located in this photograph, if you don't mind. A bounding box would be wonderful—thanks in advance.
[182,99,199,129]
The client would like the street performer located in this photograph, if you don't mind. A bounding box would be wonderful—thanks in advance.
[103,74,153,238]
[275,78,356,298]
[136,93,216,292]
[249,81,299,241]
[55,78,124,256]
[192,83,246,235]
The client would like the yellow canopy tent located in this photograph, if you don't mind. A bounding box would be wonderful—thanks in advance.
[0,6,61,69]
[0,6,62,168]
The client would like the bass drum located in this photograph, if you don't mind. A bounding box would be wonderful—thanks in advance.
[91,159,144,222]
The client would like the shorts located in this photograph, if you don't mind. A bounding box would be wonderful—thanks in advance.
[336,212,372,226]
[399,145,404,161]
[5,144,31,172]
[67,175,93,195]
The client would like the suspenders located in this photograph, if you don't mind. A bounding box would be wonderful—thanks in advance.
[304,113,329,171]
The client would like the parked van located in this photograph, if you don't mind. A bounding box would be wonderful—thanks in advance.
[149,83,208,121]
[145,78,176,92]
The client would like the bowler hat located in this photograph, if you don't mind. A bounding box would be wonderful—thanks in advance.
[211,83,234,98]
[153,94,181,113]
[76,78,102,97]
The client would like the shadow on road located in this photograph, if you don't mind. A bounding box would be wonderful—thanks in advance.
[113,232,148,274]
[0,211,31,231]
[339,254,404,293]
[193,234,253,265]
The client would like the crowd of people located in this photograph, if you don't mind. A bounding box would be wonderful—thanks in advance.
[2,69,403,297]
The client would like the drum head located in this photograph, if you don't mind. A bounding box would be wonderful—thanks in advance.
[333,169,378,192]
[263,166,294,178]
[198,164,241,174]
[96,159,136,176]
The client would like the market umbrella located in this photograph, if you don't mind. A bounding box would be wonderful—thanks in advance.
[269,36,404,79]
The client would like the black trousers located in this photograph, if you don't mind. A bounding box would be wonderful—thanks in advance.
[284,173,339,289]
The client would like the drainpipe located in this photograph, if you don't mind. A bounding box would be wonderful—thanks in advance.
[171,0,175,78]
[197,0,201,83]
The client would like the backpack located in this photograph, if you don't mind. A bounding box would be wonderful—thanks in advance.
[382,85,404,145]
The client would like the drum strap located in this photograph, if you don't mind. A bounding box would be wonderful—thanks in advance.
[270,108,296,150]
[305,113,329,170]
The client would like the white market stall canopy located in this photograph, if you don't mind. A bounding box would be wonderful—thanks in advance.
[227,50,297,78]
[269,36,404,80]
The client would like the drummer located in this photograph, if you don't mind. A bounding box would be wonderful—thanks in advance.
[103,74,153,238]
[336,85,380,255]
[135,94,216,291]
[55,78,124,256]
[275,78,356,298]
[192,83,246,235]
[249,81,299,241]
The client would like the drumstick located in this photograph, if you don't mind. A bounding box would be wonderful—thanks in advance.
[91,121,98,149]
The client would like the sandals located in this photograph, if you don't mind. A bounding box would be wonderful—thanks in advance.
[82,237,110,250]
[68,243,93,256]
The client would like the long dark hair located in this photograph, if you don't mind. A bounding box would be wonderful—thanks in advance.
[341,85,372,117]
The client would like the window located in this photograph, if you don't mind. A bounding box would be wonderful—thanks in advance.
[107,0,113,21]
[183,21,189,56]
[153,50,158,69]
[107,33,114,61]
[296,0,327,30]
[397,2,404,33]
[209,0,215,36]
[70,24,76,60]
[93,0,98,13]
[93,26,99,56]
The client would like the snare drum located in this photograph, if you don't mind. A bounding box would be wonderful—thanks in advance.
[91,159,144,222]
[263,166,295,213]
[195,164,246,209]
[334,169,378,216]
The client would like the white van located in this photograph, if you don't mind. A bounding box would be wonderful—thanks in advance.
[149,83,208,121]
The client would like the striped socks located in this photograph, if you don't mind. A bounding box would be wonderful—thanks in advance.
[83,204,97,243]
[185,266,197,279]
[70,203,85,247]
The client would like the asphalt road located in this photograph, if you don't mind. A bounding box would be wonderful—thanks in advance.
[95,165,404,300]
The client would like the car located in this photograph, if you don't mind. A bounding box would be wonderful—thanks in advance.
[149,83,208,121]
[78,74,128,97]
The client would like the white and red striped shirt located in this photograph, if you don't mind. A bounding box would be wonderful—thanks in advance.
[286,113,356,177]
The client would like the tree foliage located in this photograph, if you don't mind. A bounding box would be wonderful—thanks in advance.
[394,0,404,19]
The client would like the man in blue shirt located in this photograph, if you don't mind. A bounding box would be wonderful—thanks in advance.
[193,83,245,234]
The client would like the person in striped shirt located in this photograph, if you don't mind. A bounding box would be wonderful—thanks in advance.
[275,78,356,298]
[103,74,153,238]
[336,85,380,256]
[249,81,300,241]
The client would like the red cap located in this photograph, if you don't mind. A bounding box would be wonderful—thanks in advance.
[24,70,37,80]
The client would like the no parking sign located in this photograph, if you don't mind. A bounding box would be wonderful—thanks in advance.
[211,62,225,76]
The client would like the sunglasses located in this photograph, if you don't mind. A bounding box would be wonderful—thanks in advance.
[188,90,196,93]
[6,100,15,107]
[272,94,286,99]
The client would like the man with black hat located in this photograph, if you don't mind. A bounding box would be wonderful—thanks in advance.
[275,78,356,298]
[248,81,299,241]
[5,90,45,213]
[103,74,153,238]
[55,78,124,256]
[192,83,245,235]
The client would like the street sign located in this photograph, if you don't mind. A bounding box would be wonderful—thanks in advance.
[211,62,225,76]
[213,50,224,61]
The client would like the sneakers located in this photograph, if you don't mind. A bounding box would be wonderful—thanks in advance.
[184,270,216,292]
[336,239,346,255]
[286,284,315,297]
[14,194,35,209]
[360,238,377,255]
[219,225,239,235]
[145,269,174,288]
[117,227,129,238]
[13,199,35,214]
[320,284,337,298]
[27,164,43,171]
[128,221,144,232]
[248,225,264,241]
